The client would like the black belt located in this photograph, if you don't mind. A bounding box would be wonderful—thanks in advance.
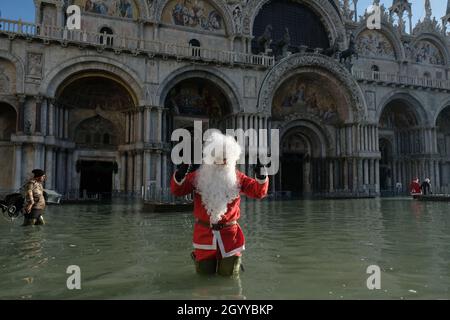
[195,218,237,231]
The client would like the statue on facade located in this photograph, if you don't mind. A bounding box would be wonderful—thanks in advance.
[321,41,339,58]
[24,120,32,135]
[257,24,273,54]
[276,27,291,58]
[339,34,358,63]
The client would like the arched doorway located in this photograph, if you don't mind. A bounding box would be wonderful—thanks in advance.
[271,69,352,197]
[55,73,135,196]
[0,102,17,191]
[436,106,450,188]
[378,98,423,193]
[74,115,119,198]
[277,123,328,196]
[379,138,393,190]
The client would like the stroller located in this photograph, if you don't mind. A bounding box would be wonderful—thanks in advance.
[0,193,25,221]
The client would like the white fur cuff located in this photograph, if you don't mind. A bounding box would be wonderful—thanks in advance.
[173,173,186,186]
[255,176,268,184]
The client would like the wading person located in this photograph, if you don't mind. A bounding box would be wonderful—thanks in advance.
[420,178,432,195]
[170,132,269,277]
[23,169,47,226]
[409,177,421,196]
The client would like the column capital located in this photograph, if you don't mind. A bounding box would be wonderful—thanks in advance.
[35,95,44,103]
[16,94,27,103]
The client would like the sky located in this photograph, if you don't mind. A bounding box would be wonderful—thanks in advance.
[0,0,448,27]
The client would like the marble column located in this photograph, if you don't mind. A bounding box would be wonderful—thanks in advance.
[127,152,134,193]
[358,158,364,189]
[144,150,152,195]
[59,107,64,138]
[157,108,163,142]
[66,150,73,193]
[48,100,55,136]
[137,109,143,142]
[125,112,130,143]
[144,107,151,143]
[120,152,126,192]
[343,158,349,191]
[14,144,23,190]
[162,153,168,191]
[45,146,54,189]
[156,151,162,190]
[17,95,26,133]
[64,108,69,139]
[375,159,380,193]
[35,96,42,133]
[41,98,48,136]
[364,159,369,186]
[134,151,143,196]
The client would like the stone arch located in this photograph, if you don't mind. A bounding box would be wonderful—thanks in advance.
[259,53,367,122]
[157,66,242,114]
[155,0,234,35]
[434,98,450,125]
[377,92,429,127]
[0,51,25,94]
[279,118,331,158]
[39,56,144,104]
[354,22,403,60]
[410,34,449,66]
[246,0,347,47]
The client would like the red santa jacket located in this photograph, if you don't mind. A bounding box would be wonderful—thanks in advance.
[410,181,422,195]
[170,169,269,258]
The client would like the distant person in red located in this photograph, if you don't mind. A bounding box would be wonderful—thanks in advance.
[410,178,422,195]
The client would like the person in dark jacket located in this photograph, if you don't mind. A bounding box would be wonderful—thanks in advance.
[420,178,432,195]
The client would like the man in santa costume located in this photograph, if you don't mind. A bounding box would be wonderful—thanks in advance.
[171,132,269,276]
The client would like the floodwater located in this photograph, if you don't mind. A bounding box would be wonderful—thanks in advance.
[0,198,449,299]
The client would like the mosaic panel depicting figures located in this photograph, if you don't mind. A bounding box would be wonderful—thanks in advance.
[356,30,396,59]
[162,0,225,33]
[272,74,348,125]
[411,41,445,65]
[57,77,134,111]
[165,79,229,119]
[74,0,139,19]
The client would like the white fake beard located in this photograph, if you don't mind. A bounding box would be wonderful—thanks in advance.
[195,164,240,224]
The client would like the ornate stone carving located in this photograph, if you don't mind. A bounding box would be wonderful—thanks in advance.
[258,53,365,121]
[0,67,10,93]
[26,52,43,78]
[243,76,256,98]
[356,30,396,59]
[413,17,444,36]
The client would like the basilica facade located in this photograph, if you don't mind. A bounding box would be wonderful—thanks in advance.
[1,0,450,198]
